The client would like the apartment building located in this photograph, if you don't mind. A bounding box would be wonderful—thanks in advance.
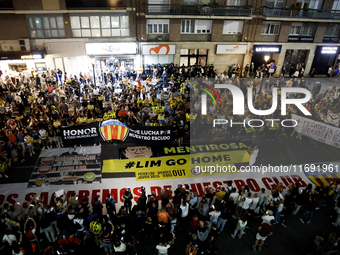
[0,0,339,77]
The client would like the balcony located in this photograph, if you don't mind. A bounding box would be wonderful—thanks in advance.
[263,7,340,20]
[146,5,253,17]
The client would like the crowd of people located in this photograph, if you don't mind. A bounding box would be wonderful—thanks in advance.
[1,180,340,254]
[0,62,339,254]
[0,65,195,178]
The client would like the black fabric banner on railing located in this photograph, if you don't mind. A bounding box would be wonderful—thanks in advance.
[62,119,172,146]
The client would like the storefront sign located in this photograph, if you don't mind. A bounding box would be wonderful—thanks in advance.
[253,45,281,53]
[216,45,247,54]
[28,146,102,188]
[142,45,176,55]
[323,37,339,43]
[321,47,338,54]
[288,36,314,43]
[35,62,47,72]
[21,54,42,60]
[85,43,137,55]
[62,119,172,146]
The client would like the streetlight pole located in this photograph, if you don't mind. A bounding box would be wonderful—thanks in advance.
[91,56,96,86]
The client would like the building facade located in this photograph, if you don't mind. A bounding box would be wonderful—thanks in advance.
[0,0,340,77]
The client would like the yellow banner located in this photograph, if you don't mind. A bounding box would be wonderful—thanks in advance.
[103,151,250,181]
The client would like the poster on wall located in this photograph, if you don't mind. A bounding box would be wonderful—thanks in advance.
[27,146,102,188]
[62,119,172,146]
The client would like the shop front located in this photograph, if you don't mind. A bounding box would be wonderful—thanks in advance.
[311,46,340,75]
[142,44,175,67]
[0,52,46,77]
[215,44,247,73]
[283,49,309,75]
[85,42,138,74]
[251,45,282,73]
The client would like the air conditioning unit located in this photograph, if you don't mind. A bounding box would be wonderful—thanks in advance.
[18,39,30,52]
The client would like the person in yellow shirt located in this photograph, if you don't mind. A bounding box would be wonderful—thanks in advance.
[158,113,165,125]
[180,84,186,95]
[137,98,143,108]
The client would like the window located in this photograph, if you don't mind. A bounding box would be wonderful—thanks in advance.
[180,49,208,66]
[266,0,286,8]
[147,19,169,34]
[290,22,316,36]
[325,23,340,37]
[227,0,247,6]
[0,0,14,9]
[332,0,340,11]
[297,0,323,10]
[181,20,212,34]
[223,21,244,34]
[261,22,280,35]
[148,0,170,13]
[70,14,129,37]
[27,15,65,38]
[289,22,302,35]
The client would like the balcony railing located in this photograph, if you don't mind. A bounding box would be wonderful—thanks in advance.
[263,7,340,19]
[146,5,253,17]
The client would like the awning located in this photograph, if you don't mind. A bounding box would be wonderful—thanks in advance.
[0,51,45,60]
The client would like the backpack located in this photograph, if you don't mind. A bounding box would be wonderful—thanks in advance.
[89,221,102,235]
[186,242,197,255]
[106,198,116,213]
[64,237,78,254]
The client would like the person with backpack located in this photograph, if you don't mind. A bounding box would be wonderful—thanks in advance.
[122,188,133,214]
[92,197,103,221]
[89,216,102,247]
[73,214,84,242]
[64,232,79,254]
[105,194,116,223]
[186,242,197,255]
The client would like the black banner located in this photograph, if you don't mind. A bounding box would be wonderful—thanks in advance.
[323,37,339,43]
[62,119,172,147]
[288,36,314,42]
[28,147,102,188]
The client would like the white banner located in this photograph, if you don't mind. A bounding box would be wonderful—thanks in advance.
[142,45,176,55]
[216,45,247,54]
[85,43,137,55]
[0,170,311,209]
[292,114,340,148]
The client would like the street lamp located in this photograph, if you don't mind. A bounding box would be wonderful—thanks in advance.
[90,56,96,86]
[264,55,270,62]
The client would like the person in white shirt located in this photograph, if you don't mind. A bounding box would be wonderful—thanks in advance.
[209,206,221,225]
[230,188,239,205]
[2,229,17,245]
[180,201,189,218]
[231,217,248,239]
[242,192,253,216]
[262,210,275,224]
[113,240,126,253]
[156,242,170,255]
[249,193,260,214]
